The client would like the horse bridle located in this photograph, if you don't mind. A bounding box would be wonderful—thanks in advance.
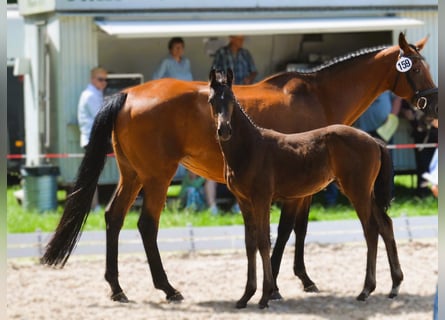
[392,49,438,111]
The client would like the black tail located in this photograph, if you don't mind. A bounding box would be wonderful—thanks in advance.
[41,92,128,267]
[373,139,393,213]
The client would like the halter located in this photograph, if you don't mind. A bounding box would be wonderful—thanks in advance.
[392,48,438,111]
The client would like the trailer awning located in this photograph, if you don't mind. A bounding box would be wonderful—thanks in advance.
[96,16,423,38]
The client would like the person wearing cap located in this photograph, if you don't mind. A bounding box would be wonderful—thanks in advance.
[211,35,257,85]
[207,35,258,214]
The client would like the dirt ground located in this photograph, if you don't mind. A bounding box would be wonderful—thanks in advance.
[7,239,437,320]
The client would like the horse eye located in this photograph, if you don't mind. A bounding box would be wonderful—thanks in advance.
[413,68,421,73]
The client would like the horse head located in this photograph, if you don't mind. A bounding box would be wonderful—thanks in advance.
[208,68,235,141]
[394,32,438,119]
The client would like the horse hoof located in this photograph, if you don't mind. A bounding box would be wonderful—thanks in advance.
[388,289,399,299]
[236,300,247,309]
[388,285,400,299]
[258,302,269,309]
[304,284,320,293]
[356,292,368,301]
[167,291,184,302]
[270,290,283,301]
[111,292,129,303]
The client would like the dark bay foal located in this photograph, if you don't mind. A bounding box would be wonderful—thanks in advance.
[208,69,403,309]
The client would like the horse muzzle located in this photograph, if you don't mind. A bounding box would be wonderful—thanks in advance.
[217,122,232,141]
[412,87,438,119]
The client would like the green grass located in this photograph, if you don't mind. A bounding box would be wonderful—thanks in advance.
[6,175,437,233]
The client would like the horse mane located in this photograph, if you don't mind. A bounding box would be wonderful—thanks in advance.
[299,45,389,74]
[216,75,261,131]
[235,98,261,130]
[263,45,390,82]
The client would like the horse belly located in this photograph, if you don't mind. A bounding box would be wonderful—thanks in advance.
[275,175,333,200]
[273,159,334,200]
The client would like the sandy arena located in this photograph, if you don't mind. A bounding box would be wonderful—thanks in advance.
[7,239,437,320]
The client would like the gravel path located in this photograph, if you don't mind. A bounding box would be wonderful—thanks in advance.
[7,239,437,320]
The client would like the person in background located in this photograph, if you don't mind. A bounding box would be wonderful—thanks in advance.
[422,118,438,197]
[400,99,438,197]
[179,171,206,211]
[152,37,193,81]
[211,35,257,84]
[206,35,258,214]
[153,37,193,182]
[423,118,438,320]
[354,91,402,142]
[153,37,209,209]
[77,66,108,212]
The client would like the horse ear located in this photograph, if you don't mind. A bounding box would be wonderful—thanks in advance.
[398,32,409,52]
[209,69,217,85]
[414,34,429,51]
[227,68,234,87]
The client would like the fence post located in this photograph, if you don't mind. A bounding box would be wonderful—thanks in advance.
[187,223,195,253]
[36,228,43,256]
[402,213,413,242]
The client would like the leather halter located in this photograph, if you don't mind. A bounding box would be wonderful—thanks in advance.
[392,49,438,111]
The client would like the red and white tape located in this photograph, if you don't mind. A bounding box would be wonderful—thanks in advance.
[6,143,438,160]
[7,153,115,159]
[385,143,438,150]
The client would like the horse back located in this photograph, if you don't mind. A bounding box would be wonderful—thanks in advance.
[263,124,380,199]
[114,78,226,181]
[324,124,382,185]
[116,79,209,140]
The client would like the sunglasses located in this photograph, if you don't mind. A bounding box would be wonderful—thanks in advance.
[96,77,107,82]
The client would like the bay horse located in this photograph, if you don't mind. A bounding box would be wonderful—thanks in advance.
[208,68,395,308]
[41,33,437,303]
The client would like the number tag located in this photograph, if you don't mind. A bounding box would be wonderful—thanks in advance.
[396,57,412,72]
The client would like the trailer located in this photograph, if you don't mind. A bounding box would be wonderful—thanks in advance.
[13,0,437,190]
[7,6,26,183]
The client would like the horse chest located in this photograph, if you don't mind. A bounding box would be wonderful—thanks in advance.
[225,165,259,199]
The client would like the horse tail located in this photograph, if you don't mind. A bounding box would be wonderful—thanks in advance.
[373,139,393,214]
[41,92,128,267]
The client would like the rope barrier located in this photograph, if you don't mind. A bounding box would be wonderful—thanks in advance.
[6,153,115,159]
[386,143,438,150]
[6,143,437,160]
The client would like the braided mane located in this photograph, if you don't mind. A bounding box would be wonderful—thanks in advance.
[234,97,261,130]
[297,45,389,74]
[216,75,261,131]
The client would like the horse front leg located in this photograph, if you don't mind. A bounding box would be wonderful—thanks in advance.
[138,182,183,302]
[236,202,257,308]
[104,177,141,302]
[258,207,274,309]
[292,196,319,293]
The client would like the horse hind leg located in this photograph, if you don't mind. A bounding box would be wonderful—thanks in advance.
[357,215,379,301]
[373,202,404,298]
[291,197,318,293]
[104,173,142,302]
[270,197,317,301]
[138,177,184,302]
[347,193,378,301]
